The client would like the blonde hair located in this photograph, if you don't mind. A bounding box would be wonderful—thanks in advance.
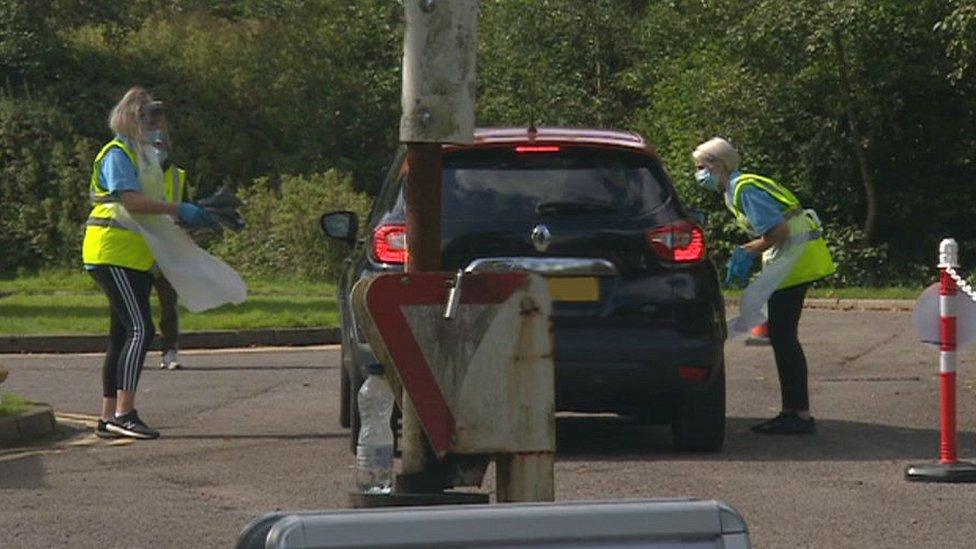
[693,137,741,173]
[108,86,153,145]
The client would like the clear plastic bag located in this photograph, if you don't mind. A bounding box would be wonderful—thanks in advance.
[107,154,247,313]
[114,207,247,312]
[726,211,814,338]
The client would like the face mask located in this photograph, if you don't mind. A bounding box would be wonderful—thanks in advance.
[695,168,722,193]
[144,129,166,147]
[155,147,169,168]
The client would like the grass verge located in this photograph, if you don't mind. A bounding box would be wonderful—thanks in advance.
[1,271,928,335]
[0,270,338,335]
[723,286,924,300]
[0,393,33,417]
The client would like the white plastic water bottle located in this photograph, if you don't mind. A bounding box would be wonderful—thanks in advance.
[356,363,394,494]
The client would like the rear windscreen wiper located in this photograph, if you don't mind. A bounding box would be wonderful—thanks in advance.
[535,200,618,215]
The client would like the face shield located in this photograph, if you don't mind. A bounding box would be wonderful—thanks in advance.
[139,101,170,168]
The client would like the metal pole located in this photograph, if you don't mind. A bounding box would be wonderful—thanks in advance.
[397,0,477,495]
[398,143,446,494]
[496,452,555,503]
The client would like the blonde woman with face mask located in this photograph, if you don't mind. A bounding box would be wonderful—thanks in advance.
[693,137,835,435]
[83,86,216,440]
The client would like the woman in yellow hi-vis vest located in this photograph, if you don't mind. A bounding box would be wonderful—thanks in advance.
[693,137,836,435]
[83,87,216,440]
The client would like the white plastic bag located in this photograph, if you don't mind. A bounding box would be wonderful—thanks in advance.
[726,211,814,338]
[108,153,247,313]
[727,243,804,337]
[114,207,247,312]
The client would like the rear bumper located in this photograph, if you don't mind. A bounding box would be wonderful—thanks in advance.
[345,316,725,414]
[554,324,724,413]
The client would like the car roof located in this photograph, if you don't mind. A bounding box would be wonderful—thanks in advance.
[442,127,653,154]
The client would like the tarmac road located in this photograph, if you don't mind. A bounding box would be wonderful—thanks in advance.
[1,308,976,548]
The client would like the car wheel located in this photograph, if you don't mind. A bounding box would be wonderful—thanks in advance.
[671,362,726,453]
[348,371,362,454]
[340,366,351,428]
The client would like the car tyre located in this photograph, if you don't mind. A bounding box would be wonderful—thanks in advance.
[340,361,351,428]
[348,371,362,454]
[671,362,725,453]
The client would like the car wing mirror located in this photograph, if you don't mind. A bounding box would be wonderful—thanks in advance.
[320,211,359,246]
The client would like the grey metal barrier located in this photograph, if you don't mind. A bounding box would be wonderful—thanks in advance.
[237,498,750,548]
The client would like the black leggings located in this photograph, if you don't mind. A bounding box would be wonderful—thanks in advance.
[153,274,180,352]
[768,283,810,411]
[88,266,155,397]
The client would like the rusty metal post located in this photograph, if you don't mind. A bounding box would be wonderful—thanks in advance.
[397,0,478,494]
[496,453,555,503]
[398,143,446,493]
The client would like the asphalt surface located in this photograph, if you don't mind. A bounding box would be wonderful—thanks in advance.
[2,309,976,548]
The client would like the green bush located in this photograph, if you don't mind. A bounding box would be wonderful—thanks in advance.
[211,170,371,280]
[0,97,95,273]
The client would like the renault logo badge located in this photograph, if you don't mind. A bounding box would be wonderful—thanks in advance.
[531,224,551,252]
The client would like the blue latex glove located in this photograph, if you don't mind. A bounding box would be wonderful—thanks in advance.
[178,202,217,229]
[724,247,756,287]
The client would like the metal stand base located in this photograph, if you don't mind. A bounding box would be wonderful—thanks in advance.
[348,491,489,508]
[905,462,976,483]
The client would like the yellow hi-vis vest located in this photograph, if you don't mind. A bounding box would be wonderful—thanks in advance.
[165,164,187,203]
[81,139,155,271]
[728,173,837,289]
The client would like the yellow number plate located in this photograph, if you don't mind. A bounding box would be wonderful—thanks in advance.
[546,277,600,302]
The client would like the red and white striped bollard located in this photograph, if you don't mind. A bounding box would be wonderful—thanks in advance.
[906,238,976,482]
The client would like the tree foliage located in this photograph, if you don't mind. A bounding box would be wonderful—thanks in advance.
[1,0,973,282]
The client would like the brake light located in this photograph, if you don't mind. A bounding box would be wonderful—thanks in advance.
[678,366,709,383]
[646,221,706,263]
[373,224,407,264]
[515,145,561,153]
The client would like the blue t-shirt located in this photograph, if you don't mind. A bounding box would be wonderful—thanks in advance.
[99,138,141,196]
[727,172,785,235]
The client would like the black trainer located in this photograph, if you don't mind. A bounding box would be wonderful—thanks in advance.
[750,412,816,435]
[106,410,160,440]
[95,419,120,439]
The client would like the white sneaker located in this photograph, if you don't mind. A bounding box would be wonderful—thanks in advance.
[160,349,182,370]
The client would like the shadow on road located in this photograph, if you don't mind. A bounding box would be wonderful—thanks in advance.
[555,415,974,462]
[169,365,336,372]
[163,432,348,441]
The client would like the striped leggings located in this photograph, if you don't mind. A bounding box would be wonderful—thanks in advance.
[88,266,155,397]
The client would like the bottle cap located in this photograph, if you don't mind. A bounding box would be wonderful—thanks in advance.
[365,363,385,376]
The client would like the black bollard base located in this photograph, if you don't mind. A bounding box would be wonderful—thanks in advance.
[905,461,976,483]
[348,491,489,509]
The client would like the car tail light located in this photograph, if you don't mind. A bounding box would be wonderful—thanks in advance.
[646,221,706,263]
[678,366,709,383]
[515,145,561,153]
[373,223,407,264]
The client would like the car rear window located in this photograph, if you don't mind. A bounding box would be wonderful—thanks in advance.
[392,147,672,220]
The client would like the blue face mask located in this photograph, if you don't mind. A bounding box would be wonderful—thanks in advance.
[695,168,722,193]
